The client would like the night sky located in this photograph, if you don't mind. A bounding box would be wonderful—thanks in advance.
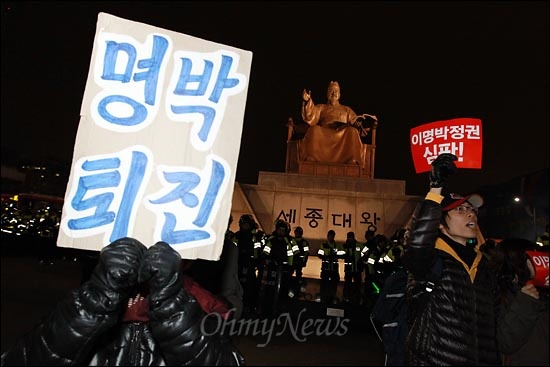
[2,1,548,196]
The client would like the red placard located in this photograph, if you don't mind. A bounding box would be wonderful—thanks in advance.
[526,250,549,288]
[410,118,483,173]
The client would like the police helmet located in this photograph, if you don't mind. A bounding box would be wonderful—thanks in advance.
[239,214,255,227]
[275,219,290,233]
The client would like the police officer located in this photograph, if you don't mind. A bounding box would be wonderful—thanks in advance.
[357,229,376,305]
[234,214,264,315]
[363,234,390,300]
[384,228,406,274]
[360,229,376,260]
[317,229,345,304]
[381,239,404,276]
[343,231,362,304]
[261,220,299,315]
[292,226,310,297]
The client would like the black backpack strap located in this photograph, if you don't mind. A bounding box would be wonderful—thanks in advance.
[407,256,443,322]
[424,256,443,293]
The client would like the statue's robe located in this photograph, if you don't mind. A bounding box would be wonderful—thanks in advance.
[300,122,364,165]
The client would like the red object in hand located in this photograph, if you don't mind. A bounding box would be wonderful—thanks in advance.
[526,251,549,288]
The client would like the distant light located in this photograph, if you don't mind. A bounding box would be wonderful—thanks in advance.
[513,197,521,202]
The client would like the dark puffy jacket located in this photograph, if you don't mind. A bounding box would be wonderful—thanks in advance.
[497,288,549,366]
[402,195,500,366]
[1,280,245,366]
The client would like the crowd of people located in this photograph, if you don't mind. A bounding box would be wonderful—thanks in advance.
[230,215,308,317]
[315,227,408,306]
[1,152,548,366]
[227,152,549,366]
[230,211,412,315]
[399,153,548,366]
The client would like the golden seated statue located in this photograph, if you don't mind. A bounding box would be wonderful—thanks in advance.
[285,81,378,178]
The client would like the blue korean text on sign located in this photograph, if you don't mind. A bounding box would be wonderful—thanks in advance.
[166,50,246,151]
[91,33,172,132]
[58,13,252,257]
[62,147,153,243]
[145,155,230,249]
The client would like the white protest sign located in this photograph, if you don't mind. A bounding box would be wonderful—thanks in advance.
[57,13,252,260]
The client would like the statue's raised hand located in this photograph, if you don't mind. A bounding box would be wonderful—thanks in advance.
[302,89,311,103]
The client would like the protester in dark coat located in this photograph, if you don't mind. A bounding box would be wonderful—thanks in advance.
[184,235,244,321]
[494,238,549,366]
[402,153,500,365]
[1,237,245,366]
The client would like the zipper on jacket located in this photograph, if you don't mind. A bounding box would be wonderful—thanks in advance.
[129,322,143,365]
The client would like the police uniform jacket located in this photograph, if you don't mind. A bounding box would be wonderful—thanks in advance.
[343,239,362,273]
[263,235,299,266]
[294,237,310,267]
[318,240,344,272]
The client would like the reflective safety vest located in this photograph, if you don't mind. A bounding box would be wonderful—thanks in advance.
[384,244,404,263]
[361,243,370,258]
[294,237,310,265]
[251,229,266,259]
[365,246,386,275]
[234,229,265,261]
[344,239,363,273]
[263,235,299,266]
[318,241,345,272]
[377,244,404,276]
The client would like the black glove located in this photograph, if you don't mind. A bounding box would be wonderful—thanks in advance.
[429,153,458,188]
[88,237,147,306]
[138,241,183,308]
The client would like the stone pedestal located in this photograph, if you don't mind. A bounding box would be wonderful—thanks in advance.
[231,171,421,245]
[229,171,422,279]
[231,168,423,277]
